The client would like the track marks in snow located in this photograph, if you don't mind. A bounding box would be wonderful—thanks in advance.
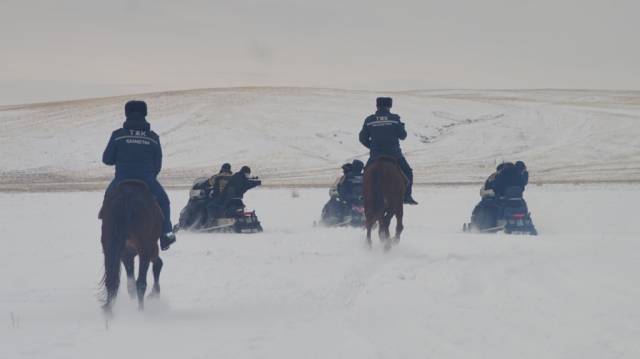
[416,111,505,144]
[3,88,640,189]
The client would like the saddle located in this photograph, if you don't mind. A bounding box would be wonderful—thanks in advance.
[98,180,151,219]
[367,156,409,186]
[375,155,398,164]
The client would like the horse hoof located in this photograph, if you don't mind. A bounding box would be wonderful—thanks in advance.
[127,280,136,299]
[102,303,114,317]
[148,289,160,299]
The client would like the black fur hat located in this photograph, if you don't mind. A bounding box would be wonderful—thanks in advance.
[125,100,147,117]
[351,159,364,171]
[376,97,392,109]
[240,165,251,174]
[496,162,514,171]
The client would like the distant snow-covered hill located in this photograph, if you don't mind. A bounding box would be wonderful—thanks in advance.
[1,87,639,190]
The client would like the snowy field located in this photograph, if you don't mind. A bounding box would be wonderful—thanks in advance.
[1,88,640,190]
[2,185,639,359]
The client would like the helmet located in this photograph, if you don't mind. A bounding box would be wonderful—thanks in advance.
[240,165,251,175]
[125,100,147,117]
[341,163,353,174]
[515,161,526,170]
[376,97,393,109]
[220,163,231,173]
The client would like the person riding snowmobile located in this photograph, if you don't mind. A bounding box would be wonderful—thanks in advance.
[479,162,510,198]
[472,163,508,229]
[337,159,364,206]
[322,162,353,224]
[515,160,529,189]
[359,97,418,205]
[492,162,527,197]
[218,166,261,216]
[206,163,233,199]
[329,162,353,198]
[321,160,365,224]
[472,161,529,229]
[102,100,176,250]
[204,163,234,222]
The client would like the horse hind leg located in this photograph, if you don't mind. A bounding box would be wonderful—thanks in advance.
[136,257,150,311]
[365,221,373,249]
[394,207,404,244]
[393,214,404,244]
[379,212,393,251]
[122,251,136,299]
[149,257,163,298]
[103,290,116,315]
[380,212,392,239]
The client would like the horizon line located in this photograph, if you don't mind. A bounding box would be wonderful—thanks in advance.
[2,85,639,109]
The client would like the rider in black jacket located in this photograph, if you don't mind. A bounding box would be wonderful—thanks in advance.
[358,97,417,204]
[102,100,176,250]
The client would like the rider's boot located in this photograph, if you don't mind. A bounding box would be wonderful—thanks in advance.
[404,194,418,205]
[404,185,418,205]
[160,232,176,251]
[397,156,417,205]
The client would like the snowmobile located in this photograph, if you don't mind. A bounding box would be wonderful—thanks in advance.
[174,177,210,229]
[463,186,537,235]
[175,178,263,234]
[320,198,365,227]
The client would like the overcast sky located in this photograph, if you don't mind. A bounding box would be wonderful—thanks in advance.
[1,0,638,105]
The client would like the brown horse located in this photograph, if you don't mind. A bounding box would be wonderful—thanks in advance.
[99,180,164,313]
[362,157,406,250]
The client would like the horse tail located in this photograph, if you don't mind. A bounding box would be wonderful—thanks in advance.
[102,195,132,301]
[372,165,385,214]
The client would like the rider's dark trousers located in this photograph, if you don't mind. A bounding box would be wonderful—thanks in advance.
[366,155,414,196]
[106,176,173,233]
[205,198,225,220]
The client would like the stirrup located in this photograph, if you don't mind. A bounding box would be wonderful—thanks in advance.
[160,232,176,251]
[404,196,418,205]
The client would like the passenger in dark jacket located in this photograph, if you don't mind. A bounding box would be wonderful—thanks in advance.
[472,161,530,229]
[337,159,364,205]
[321,162,354,224]
[207,163,234,199]
[102,100,175,250]
[480,162,510,198]
[204,163,234,221]
[359,97,417,204]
